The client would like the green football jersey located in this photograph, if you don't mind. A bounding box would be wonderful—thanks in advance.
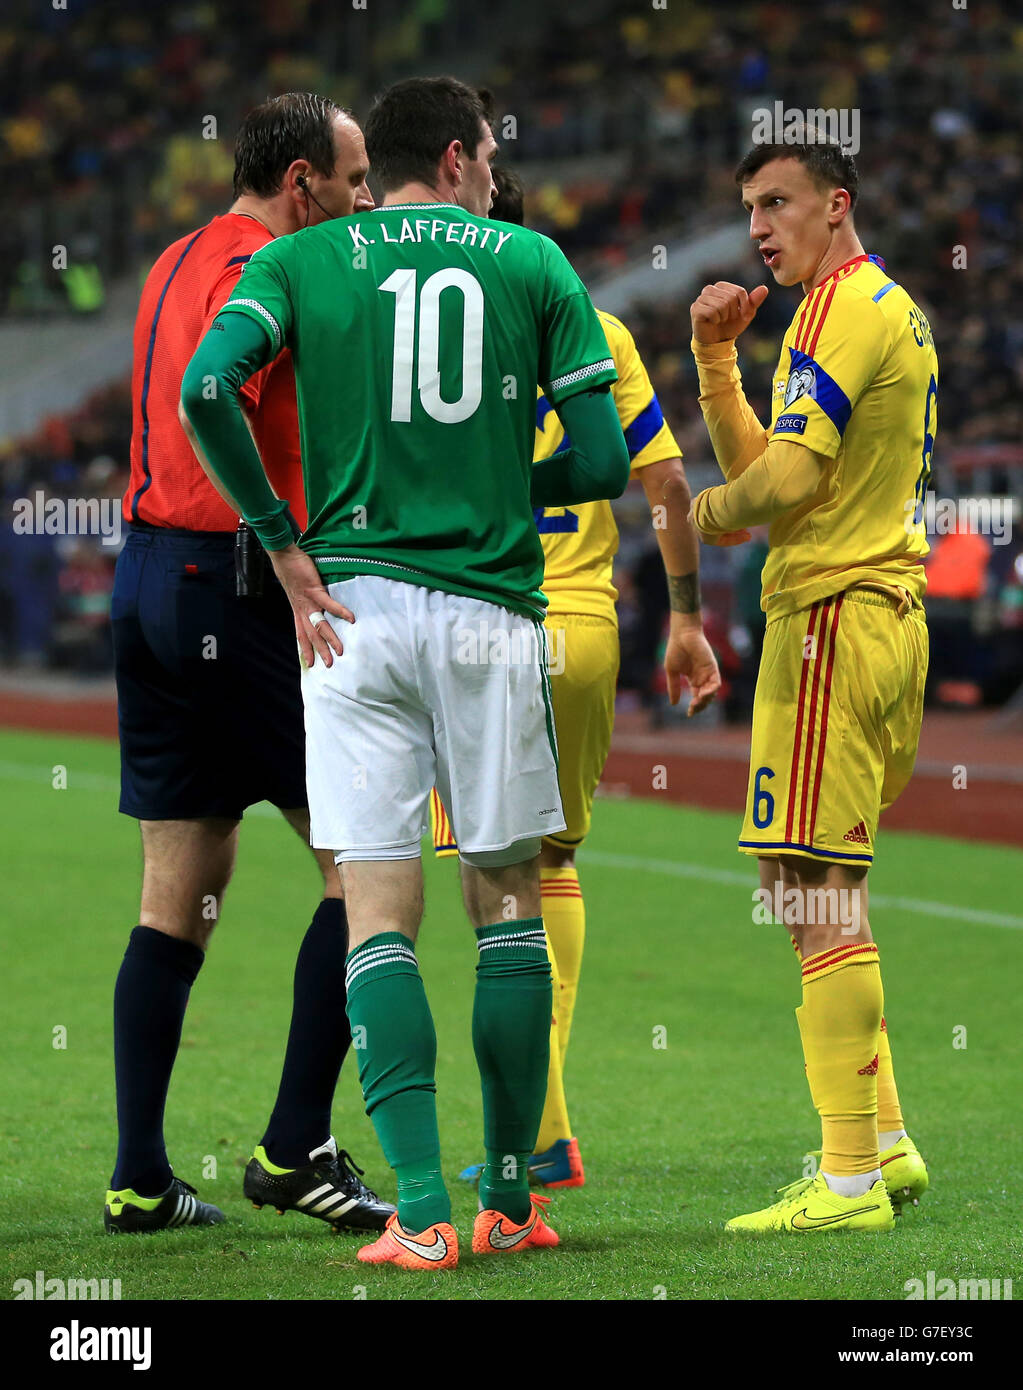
[222,202,617,618]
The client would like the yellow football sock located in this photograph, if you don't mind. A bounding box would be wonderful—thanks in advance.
[535,927,568,1153]
[534,869,585,1152]
[876,1014,905,1134]
[795,943,883,1177]
[540,867,585,1067]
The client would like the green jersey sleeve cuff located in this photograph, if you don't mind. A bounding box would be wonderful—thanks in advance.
[218,299,284,354]
[251,506,299,550]
[544,356,617,405]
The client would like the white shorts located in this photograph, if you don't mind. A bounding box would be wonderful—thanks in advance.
[302,575,565,861]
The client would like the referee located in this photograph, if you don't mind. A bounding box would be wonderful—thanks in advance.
[105,94,392,1234]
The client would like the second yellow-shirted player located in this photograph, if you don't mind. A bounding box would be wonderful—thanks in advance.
[432,167,721,1188]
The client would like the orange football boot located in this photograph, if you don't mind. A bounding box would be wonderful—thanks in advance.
[357,1212,458,1270]
[472,1194,559,1255]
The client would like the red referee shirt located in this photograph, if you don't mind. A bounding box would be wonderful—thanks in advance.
[124,212,306,531]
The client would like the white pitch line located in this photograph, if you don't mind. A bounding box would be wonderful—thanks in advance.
[579,850,1023,932]
[1,760,1020,930]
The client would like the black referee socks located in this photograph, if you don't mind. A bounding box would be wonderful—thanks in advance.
[110,925,204,1196]
[260,898,352,1169]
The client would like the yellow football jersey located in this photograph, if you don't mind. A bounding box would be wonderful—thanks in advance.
[763,254,938,617]
[535,309,682,622]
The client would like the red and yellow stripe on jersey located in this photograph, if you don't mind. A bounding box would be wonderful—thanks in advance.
[763,253,937,618]
[535,310,681,623]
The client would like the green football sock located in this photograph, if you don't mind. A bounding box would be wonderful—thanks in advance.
[473,918,552,1224]
[393,1157,449,1235]
[345,933,450,1231]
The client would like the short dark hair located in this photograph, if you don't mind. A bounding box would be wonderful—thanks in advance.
[734,141,859,210]
[476,88,496,129]
[490,164,524,225]
[233,92,350,199]
[364,77,491,193]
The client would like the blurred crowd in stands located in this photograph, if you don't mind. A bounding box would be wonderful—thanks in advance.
[0,382,129,674]
[1,0,1020,710]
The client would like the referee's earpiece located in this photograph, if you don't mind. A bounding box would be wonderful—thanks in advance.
[294,173,332,226]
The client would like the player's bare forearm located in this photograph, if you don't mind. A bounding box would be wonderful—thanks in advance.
[667,573,701,618]
[640,457,702,628]
[640,456,722,713]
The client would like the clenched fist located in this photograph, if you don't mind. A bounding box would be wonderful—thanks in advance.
[690,281,769,344]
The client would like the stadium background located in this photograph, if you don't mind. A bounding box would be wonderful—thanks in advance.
[1,0,1021,1306]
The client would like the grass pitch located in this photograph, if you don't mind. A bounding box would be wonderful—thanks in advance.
[2,728,1020,1301]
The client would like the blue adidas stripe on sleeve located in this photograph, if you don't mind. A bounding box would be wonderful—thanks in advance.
[780,347,852,438]
[623,394,666,458]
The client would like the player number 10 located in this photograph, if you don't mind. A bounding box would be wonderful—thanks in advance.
[379,267,484,424]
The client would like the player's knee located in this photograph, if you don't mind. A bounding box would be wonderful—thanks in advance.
[762,854,871,951]
[459,846,542,925]
[338,855,423,939]
[138,868,234,947]
[540,838,576,869]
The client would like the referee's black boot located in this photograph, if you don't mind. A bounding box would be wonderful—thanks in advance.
[105,1176,225,1233]
[244,1135,394,1232]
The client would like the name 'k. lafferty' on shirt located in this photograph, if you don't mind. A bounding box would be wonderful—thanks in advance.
[346,218,514,254]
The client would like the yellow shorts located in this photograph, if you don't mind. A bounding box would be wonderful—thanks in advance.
[431,613,619,855]
[739,589,928,866]
[543,614,619,847]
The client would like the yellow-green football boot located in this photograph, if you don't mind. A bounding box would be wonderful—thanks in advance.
[879,1135,929,1214]
[725,1171,895,1234]
[799,1136,929,1214]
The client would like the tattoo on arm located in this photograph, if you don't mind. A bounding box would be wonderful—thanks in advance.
[667,572,701,615]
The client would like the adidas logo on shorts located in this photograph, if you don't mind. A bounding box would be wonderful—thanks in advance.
[843,820,870,845]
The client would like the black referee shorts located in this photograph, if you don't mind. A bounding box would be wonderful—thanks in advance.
[112,524,308,820]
